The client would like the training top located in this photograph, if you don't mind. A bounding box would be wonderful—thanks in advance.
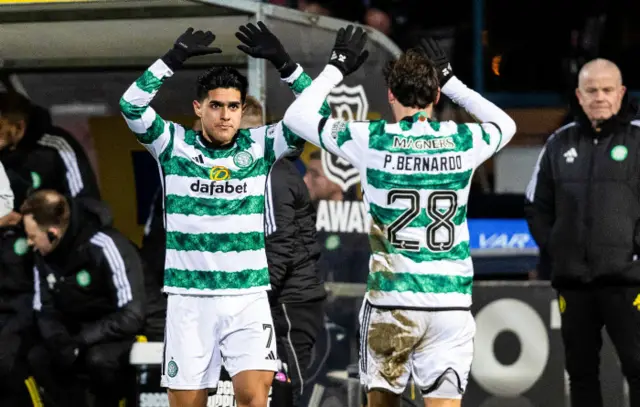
[120,59,318,296]
[283,65,517,309]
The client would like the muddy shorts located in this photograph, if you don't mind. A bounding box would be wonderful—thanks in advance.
[358,300,475,399]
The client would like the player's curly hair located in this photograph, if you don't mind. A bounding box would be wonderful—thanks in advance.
[196,66,248,103]
[383,49,440,108]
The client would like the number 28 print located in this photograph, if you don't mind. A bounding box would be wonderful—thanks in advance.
[386,190,458,252]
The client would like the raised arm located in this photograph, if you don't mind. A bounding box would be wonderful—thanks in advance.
[419,38,517,166]
[119,28,221,160]
[235,21,334,161]
[282,25,371,165]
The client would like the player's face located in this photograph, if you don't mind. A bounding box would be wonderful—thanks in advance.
[303,159,341,201]
[193,88,243,145]
[23,215,55,255]
[576,71,626,123]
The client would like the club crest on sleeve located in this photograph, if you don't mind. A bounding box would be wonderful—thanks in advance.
[331,122,347,140]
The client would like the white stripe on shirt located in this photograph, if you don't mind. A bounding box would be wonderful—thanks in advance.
[37,134,84,196]
[525,122,576,202]
[90,232,132,307]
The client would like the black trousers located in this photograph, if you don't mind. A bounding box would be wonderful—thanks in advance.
[271,299,325,407]
[27,340,133,407]
[0,333,40,407]
[559,286,640,407]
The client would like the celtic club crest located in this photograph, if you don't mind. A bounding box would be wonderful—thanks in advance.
[323,85,369,192]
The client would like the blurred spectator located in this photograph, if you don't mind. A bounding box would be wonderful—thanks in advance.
[0,163,40,407]
[304,151,367,284]
[364,7,392,36]
[23,190,145,407]
[297,0,365,22]
[298,0,331,16]
[363,0,424,49]
[0,92,100,199]
[242,96,265,128]
[303,150,344,201]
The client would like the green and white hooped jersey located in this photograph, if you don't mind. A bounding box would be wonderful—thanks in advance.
[323,114,505,308]
[283,67,515,309]
[119,59,313,295]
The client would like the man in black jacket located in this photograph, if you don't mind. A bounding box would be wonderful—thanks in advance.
[525,58,640,407]
[21,190,145,407]
[0,163,42,407]
[265,156,327,407]
[139,187,167,342]
[0,92,101,199]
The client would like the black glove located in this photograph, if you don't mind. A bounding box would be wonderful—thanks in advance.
[162,27,222,71]
[417,37,454,86]
[328,25,370,76]
[236,21,296,78]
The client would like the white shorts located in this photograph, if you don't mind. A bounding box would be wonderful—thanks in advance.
[161,292,278,390]
[359,301,475,399]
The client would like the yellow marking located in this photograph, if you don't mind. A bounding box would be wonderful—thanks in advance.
[559,295,566,313]
[209,166,230,181]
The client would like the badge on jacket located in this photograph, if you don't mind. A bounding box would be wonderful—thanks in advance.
[46,273,56,290]
[76,270,91,287]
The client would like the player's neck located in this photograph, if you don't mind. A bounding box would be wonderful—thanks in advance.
[393,105,433,123]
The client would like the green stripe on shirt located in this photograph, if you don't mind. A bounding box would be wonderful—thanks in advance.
[163,156,267,180]
[135,70,164,94]
[369,203,467,228]
[164,267,269,290]
[367,271,472,295]
[369,238,471,263]
[166,231,264,253]
[165,195,265,217]
[119,99,145,120]
[366,168,472,191]
[132,113,166,144]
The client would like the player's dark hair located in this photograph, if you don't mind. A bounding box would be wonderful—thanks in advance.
[0,92,32,123]
[196,67,248,103]
[383,49,439,108]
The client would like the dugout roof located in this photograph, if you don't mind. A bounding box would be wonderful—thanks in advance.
[0,0,401,116]
[0,0,400,69]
